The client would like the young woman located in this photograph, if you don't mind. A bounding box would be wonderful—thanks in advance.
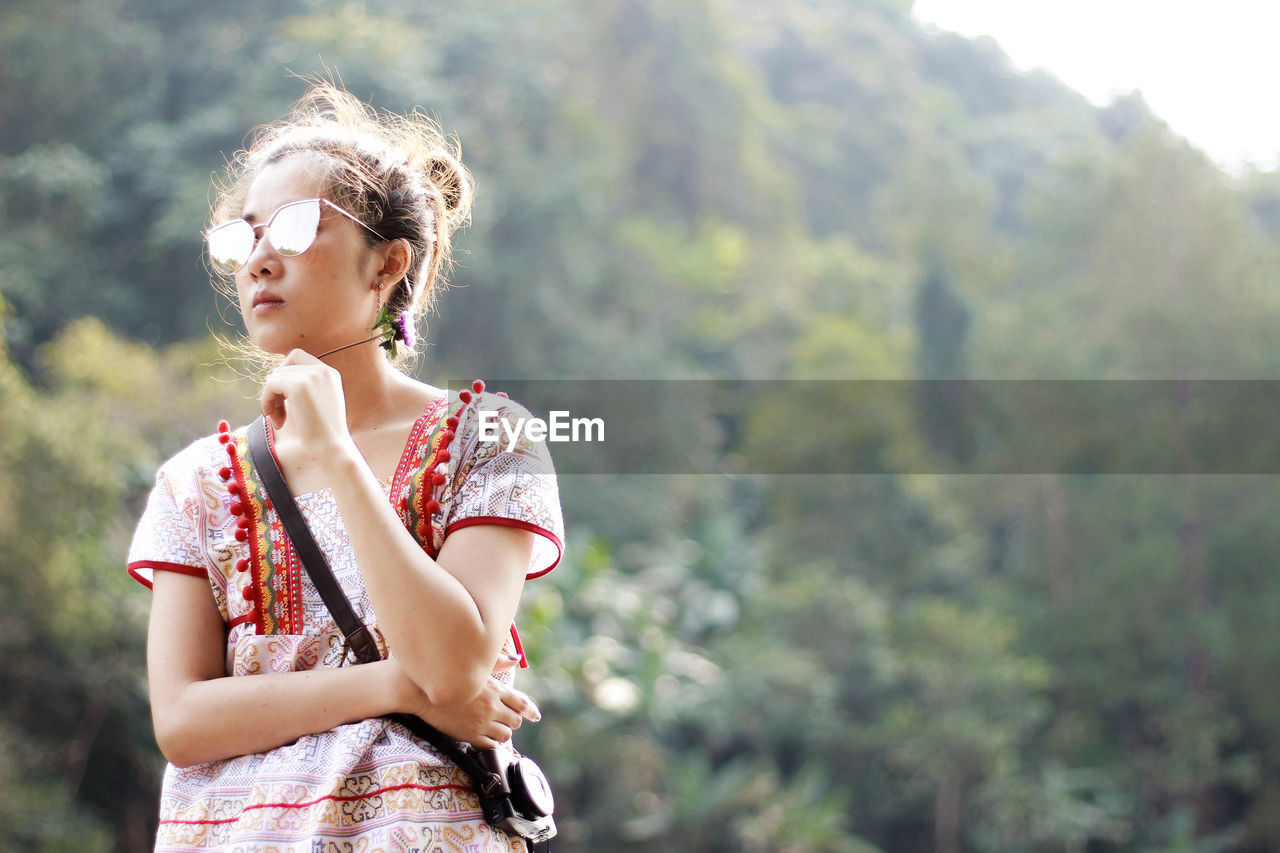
[127,85,563,852]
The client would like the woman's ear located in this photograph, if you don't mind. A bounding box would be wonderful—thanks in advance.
[377,238,413,287]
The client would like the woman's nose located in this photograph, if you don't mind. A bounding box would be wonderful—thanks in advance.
[241,226,278,277]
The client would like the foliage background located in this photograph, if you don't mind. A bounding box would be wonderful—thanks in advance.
[3,0,1280,850]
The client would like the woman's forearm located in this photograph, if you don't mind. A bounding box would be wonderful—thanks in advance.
[153,660,401,767]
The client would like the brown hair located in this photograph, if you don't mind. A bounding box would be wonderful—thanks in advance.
[211,82,473,361]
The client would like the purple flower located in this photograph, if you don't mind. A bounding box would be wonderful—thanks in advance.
[397,311,417,349]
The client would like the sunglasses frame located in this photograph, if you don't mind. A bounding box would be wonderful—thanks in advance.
[206,197,386,274]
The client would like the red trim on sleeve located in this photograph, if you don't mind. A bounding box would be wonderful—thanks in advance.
[127,560,207,590]
[443,516,563,578]
[510,624,529,669]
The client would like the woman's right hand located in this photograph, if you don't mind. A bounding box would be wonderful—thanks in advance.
[389,659,540,749]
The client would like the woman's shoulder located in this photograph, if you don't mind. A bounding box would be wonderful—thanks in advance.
[151,422,246,489]
[448,382,547,459]
[447,380,534,429]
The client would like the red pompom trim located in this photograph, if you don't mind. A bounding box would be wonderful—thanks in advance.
[242,586,254,600]
[432,472,446,486]
[236,559,249,573]
[424,500,440,515]
[235,528,248,542]
[446,416,459,430]
[218,432,231,444]
[440,430,455,444]
[472,379,485,393]
[217,420,230,433]
[237,517,251,530]
[459,391,472,404]
[230,503,244,516]
[435,450,451,464]
[219,466,232,481]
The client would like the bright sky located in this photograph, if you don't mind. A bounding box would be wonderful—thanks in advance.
[912,0,1280,172]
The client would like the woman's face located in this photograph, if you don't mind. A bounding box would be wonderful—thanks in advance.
[234,155,384,356]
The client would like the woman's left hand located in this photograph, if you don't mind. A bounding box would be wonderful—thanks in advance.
[260,349,352,457]
[389,659,540,749]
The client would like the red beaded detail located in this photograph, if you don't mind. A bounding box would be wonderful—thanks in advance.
[411,380,485,531]
[218,422,261,633]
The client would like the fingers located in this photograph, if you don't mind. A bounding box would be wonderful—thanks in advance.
[501,687,542,722]
[475,689,529,747]
[261,389,287,430]
[464,715,514,750]
[479,718,516,749]
[280,348,321,366]
[257,355,346,437]
[259,363,305,428]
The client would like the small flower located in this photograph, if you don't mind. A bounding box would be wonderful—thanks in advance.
[397,311,417,350]
[372,306,418,359]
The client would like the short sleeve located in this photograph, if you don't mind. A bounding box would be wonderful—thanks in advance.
[127,458,210,589]
[444,394,565,579]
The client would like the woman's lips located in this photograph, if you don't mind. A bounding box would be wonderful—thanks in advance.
[251,293,285,315]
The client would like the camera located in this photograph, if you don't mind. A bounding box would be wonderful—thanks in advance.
[390,712,557,847]
[474,742,557,845]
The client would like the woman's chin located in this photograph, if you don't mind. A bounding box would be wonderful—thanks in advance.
[245,330,302,357]
[246,322,373,359]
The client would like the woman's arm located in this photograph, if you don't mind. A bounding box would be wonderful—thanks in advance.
[323,448,534,707]
[148,571,536,767]
[261,353,537,707]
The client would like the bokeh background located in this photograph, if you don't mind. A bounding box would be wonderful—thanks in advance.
[3,1,1280,850]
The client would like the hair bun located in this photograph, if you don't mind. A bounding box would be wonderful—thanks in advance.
[423,151,472,227]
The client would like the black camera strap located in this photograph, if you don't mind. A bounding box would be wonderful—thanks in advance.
[247,416,551,852]
[247,417,381,664]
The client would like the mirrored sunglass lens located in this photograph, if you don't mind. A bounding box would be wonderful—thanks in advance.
[207,221,254,273]
[269,199,322,257]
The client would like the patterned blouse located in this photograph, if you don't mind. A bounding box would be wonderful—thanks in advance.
[128,387,563,853]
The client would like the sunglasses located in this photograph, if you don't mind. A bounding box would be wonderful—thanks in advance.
[205,198,384,274]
